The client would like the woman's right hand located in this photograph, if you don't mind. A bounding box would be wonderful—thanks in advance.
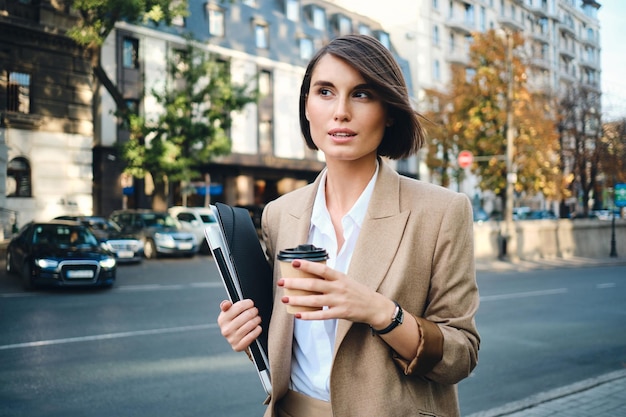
[217,299,263,352]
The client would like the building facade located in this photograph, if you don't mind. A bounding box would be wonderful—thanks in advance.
[330,0,602,212]
[94,0,413,215]
[0,1,94,232]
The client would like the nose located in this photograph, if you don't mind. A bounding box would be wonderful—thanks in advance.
[333,96,351,122]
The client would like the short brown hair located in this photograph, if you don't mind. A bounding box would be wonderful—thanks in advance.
[299,34,425,160]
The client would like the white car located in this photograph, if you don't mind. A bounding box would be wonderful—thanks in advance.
[168,206,218,254]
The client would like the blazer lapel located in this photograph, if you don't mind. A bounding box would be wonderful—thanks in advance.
[335,161,410,349]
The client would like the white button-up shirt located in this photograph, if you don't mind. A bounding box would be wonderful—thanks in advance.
[290,162,379,401]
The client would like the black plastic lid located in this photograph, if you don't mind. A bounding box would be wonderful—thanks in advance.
[277,244,328,262]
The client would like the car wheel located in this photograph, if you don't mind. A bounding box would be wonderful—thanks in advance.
[21,264,34,291]
[6,252,15,275]
[144,239,157,259]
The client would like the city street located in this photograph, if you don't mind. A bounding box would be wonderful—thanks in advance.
[0,256,624,417]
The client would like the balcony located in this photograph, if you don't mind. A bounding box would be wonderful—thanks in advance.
[446,51,470,67]
[528,5,550,18]
[531,31,550,44]
[497,17,524,33]
[530,56,551,71]
[579,57,599,71]
[559,45,576,60]
[557,22,576,38]
[445,18,474,36]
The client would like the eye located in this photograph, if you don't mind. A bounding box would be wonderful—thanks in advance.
[353,90,372,99]
[318,88,332,97]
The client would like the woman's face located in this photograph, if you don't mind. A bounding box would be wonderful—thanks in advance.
[305,54,389,165]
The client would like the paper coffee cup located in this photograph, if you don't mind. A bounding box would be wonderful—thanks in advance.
[277,244,329,314]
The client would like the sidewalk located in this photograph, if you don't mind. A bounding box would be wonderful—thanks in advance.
[470,256,626,417]
[475,255,626,272]
[466,369,626,417]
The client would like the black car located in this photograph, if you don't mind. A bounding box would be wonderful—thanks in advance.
[5,221,117,290]
[54,215,144,263]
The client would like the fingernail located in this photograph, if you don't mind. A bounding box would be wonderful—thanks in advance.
[277,279,284,287]
[281,296,289,304]
[292,260,301,268]
[295,313,302,319]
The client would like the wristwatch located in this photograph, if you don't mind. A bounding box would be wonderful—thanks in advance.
[371,301,404,335]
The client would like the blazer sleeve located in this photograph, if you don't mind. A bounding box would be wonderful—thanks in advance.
[416,192,480,384]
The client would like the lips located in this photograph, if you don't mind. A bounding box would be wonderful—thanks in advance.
[328,129,356,141]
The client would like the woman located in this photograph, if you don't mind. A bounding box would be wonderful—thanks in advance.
[218,34,479,417]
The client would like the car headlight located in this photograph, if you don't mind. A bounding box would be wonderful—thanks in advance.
[99,258,117,269]
[36,258,59,268]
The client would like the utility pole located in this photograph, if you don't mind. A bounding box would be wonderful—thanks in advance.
[501,30,517,260]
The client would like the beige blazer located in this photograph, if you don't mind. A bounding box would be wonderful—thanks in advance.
[261,160,480,417]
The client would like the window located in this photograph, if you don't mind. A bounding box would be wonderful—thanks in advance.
[358,24,371,36]
[122,37,139,69]
[434,60,441,81]
[208,7,225,37]
[312,6,326,31]
[258,70,273,155]
[255,23,269,49]
[7,72,30,113]
[6,157,31,198]
[480,6,486,31]
[433,0,438,9]
[335,15,352,35]
[377,32,390,50]
[433,25,440,46]
[285,0,299,21]
[299,37,314,60]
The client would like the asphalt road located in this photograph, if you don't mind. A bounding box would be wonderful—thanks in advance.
[0,256,624,417]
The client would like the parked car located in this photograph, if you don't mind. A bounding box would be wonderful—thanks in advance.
[54,215,144,263]
[168,206,217,254]
[109,209,198,259]
[5,220,117,290]
[472,207,490,222]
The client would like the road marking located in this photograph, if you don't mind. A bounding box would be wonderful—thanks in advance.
[0,282,223,297]
[0,323,219,351]
[480,288,568,302]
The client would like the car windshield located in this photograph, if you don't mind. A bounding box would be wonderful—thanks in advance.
[88,219,122,233]
[200,213,217,223]
[33,225,98,247]
[141,213,179,229]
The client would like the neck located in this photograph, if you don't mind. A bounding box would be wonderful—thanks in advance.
[324,157,378,216]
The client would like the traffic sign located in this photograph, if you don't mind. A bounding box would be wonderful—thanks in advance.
[615,183,626,207]
[458,150,473,168]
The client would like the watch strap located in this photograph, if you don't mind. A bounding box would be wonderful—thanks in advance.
[370,301,404,335]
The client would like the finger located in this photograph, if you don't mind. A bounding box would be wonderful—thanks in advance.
[294,259,338,281]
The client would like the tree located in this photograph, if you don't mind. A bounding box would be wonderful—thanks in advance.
[425,30,562,213]
[121,42,258,209]
[64,0,188,120]
[559,85,603,215]
[599,119,626,208]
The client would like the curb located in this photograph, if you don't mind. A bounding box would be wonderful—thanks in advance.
[465,368,626,417]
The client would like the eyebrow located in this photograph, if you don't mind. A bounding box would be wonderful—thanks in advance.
[311,80,373,91]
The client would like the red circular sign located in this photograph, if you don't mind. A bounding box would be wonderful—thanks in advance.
[458,150,473,168]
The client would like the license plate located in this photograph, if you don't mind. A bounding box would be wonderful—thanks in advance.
[117,250,134,258]
[67,270,94,279]
[178,242,193,250]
